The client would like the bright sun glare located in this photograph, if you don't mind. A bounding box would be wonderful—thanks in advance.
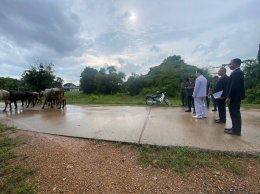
[129,12,137,22]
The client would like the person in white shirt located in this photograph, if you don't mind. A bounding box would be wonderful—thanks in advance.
[192,69,208,119]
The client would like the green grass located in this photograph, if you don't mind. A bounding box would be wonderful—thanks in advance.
[241,102,260,109]
[65,91,179,106]
[0,123,37,194]
[65,91,260,108]
[65,91,147,105]
[138,145,258,176]
[0,123,10,133]
[3,167,37,194]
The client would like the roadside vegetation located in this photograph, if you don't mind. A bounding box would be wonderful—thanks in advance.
[65,91,145,105]
[240,102,260,109]
[65,91,179,106]
[64,91,260,108]
[0,123,37,194]
[138,145,260,175]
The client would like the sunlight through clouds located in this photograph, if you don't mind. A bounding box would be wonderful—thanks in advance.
[129,11,137,23]
[0,0,259,84]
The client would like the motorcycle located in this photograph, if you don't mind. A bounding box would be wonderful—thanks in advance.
[146,91,171,106]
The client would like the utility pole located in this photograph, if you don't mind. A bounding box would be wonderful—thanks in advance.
[257,43,260,63]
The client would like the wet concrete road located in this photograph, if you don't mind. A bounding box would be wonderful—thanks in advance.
[0,104,259,152]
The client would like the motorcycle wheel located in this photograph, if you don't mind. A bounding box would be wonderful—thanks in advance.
[146,97,154,105]
[164,98,171,106]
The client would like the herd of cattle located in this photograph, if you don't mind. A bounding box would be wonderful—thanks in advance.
[0,88,66,112]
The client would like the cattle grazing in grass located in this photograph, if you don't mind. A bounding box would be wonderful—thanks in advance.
[0,89,11,112]
[41,88,66,109]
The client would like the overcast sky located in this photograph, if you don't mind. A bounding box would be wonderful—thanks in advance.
[0,0,259,84]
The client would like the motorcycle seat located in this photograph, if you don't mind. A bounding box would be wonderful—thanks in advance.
[146,95,158,98]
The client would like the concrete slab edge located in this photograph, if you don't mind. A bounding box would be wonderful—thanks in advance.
[7,126,260,157]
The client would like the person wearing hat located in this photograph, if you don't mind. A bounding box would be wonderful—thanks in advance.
[224,58,245,136]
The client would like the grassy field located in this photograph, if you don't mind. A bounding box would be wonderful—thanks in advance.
[241,102,260,109]
[65,91,179,106]
[65,91,260,108]
[0,124,37,194]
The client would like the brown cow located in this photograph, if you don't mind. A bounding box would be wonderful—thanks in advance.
[42,88,66,109]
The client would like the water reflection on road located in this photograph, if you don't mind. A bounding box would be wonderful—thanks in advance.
[0,103,259,152]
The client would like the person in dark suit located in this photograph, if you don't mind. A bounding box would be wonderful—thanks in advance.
[185,76,195,113]
[215,67,229,124]
[180,79,186,107]
[225,58,245,136]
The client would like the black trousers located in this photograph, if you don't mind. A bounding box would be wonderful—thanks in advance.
[187,95,195,111]
[181,91,185,106]
[212,96,217,109]
[217,99,226,122]
[228,99,241,133]
[206,96,210,109]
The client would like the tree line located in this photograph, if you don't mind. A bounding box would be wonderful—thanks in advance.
[0,63,63,92]
[79,55,211,97]
[78,48,260,103]
[1,46,260,103]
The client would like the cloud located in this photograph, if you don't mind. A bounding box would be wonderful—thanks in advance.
[0,0,82,55]
[150,45,161,53]
[119,62,143,75]
[94,31,131,54]
[117,58,125,65]
[0,0,259,84]
[190,21,260,68]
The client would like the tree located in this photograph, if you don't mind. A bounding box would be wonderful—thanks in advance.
[64,83,77,87]
[94,68,107,94]
[80,66,125,94]
[125,74,146,95]
[144,55,199,96]
[21,63,63,91]
[0,77,20,90]
[80,67,98,94]
[106,66,125,95]
[94,66,125,94]
[243,59,260,89]
[53,77,64,88]
[243,59,260,103]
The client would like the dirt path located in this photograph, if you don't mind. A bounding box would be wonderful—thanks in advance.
[9,130,260,193]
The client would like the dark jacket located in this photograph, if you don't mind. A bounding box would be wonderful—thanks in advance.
[215,74,229,98]
[226,68,245,100]
[185,81,195,96]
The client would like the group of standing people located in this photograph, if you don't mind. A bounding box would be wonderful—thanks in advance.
[181,58,245,136]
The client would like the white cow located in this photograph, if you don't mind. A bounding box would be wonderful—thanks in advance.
[0,89,11,111]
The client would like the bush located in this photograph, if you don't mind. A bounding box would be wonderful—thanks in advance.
[245,85,260,103]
